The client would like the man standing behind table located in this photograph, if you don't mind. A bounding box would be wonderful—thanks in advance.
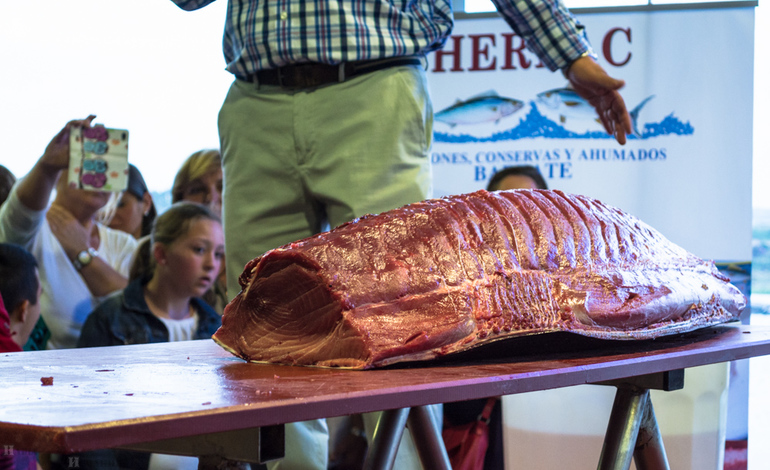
[171,0,633,468]
[0,116,137,350]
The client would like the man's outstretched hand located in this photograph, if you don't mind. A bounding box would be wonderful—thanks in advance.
[565,56,632,145]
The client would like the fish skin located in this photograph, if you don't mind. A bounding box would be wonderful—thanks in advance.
[214,189,747,369]
[436,92,524,127]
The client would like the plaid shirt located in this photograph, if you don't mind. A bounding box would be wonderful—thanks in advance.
[173,0,592,75]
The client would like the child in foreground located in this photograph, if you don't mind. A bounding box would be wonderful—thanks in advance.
[0,242,43,470]
[72,202,225,470]
[78,201,224,347]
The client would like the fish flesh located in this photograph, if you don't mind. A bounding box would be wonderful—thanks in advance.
[213,190,746,369]
[435,91,524,127]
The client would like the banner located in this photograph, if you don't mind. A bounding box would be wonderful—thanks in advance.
[426,6,754,262]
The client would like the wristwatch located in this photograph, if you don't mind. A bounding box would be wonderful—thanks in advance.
[73,247,99,271]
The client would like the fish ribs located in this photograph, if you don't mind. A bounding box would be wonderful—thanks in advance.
[213,190,746,369]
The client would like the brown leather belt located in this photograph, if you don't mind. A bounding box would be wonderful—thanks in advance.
[239,56,424,89]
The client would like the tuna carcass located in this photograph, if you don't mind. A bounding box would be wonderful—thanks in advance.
[213,190,746,369]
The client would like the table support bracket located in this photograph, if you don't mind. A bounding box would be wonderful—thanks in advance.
[119,424,284,467]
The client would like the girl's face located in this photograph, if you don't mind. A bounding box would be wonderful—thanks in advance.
[109,192,144,238]
[156,218,225,299]
[182,169,223,217]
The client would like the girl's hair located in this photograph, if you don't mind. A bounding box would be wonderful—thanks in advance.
[126,164,157,237]
[171,149,221,204]
[129,202,221,281]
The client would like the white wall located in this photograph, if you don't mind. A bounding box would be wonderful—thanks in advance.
[0,1,230,193]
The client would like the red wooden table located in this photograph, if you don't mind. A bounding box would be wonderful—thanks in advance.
[0,323,768,469]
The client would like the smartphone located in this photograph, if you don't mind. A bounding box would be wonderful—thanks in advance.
[68,125,129,192]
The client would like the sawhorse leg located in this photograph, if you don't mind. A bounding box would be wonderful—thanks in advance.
[363,406,451,470]
[597,370,684,470]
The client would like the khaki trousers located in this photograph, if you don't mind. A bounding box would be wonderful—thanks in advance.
[218,64,434,470]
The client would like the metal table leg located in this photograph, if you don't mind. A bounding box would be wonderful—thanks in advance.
[407,405,452,470]
[596,370,681,470]
[597,387,649,470]
[633,394,669,470]
[363,408,410,470]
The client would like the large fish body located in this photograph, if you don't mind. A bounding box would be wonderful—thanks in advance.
[436,92,524,127]
[214,190,746,369]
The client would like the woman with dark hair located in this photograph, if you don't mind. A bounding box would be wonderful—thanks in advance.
[107,164,157,239]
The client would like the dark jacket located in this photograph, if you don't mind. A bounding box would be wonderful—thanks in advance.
[77,276,221,348]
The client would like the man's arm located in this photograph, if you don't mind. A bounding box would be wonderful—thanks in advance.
[491,0,632,144]
[491,0,592,71]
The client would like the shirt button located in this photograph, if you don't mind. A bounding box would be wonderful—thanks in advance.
[280,11,287,20]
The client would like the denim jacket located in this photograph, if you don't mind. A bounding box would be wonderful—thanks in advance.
[77,277,222,348]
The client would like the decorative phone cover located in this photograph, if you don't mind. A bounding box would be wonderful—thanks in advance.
[68,126,129,192]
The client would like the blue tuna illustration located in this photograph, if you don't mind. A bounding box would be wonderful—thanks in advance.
[537,87,655,137]
[629,95,655,137]
[536,87,596,122]
[435,91,524,127]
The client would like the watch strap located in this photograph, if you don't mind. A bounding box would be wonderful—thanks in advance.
[73,247,99,271]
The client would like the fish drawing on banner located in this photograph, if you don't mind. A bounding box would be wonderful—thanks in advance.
[536,87,597,123]
[536,87,655,137]
[435,91,524,127]
[432,86,691,143]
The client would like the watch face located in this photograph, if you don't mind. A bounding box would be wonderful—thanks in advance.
[78,250,92,265]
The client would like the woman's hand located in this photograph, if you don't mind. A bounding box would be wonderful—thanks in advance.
[38,115,97,174]
[46,203,91,260]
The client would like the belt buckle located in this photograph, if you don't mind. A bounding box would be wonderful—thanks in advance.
[285,64,312,88]
[274,62,347,89]
[276,67,287,87]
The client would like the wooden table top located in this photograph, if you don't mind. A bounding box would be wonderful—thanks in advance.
[1,323,768,454]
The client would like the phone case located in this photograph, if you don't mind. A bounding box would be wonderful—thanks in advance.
[68,126,129,192]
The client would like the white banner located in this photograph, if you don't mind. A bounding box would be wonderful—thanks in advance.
[426,6,754,261]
